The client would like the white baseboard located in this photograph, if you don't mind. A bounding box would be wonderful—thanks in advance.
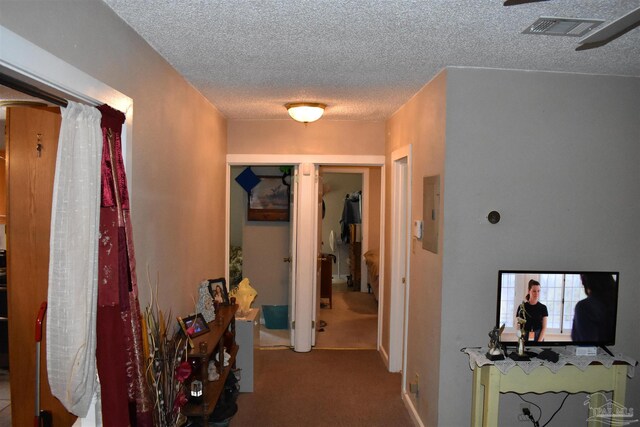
[379,344,390,370]
[402,391,425,427]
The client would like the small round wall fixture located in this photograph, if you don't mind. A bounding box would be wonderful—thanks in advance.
[488,211,501,224]
[285,102,326,123]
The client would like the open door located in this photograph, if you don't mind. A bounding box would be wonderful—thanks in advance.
[288,166,298,346]
[6,106,77,426]
[389,145,411,376]
[312,167,323,346]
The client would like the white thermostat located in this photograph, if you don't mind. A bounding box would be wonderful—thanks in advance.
[413,220,424,240]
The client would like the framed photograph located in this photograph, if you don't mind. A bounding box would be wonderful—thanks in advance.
[247,175,290,221]
[179,313,210,338]
[208,277,229,305]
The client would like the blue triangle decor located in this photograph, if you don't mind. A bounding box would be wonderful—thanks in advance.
[235,167,261,193]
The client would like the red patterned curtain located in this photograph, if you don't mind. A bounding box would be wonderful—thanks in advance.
[96,105,152,427]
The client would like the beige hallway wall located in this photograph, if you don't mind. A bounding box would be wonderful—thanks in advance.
[228,119,385,155]
[385,70,448,427]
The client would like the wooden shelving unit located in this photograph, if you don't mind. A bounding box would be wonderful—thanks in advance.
[181,304,238,423]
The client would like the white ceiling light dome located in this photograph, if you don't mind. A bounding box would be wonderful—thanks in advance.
[285,102,326,123]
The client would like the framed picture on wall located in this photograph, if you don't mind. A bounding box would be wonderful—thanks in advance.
[247,175,290,221]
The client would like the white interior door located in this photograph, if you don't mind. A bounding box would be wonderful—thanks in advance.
[389,146,411,375]
[288,166,299,346]
[312,167,323,346]
[293,162,316,352]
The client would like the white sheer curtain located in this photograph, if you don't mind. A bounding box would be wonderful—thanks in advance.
[46,101,103,416]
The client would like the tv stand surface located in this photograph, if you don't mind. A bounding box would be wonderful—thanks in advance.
[467,348,632,427]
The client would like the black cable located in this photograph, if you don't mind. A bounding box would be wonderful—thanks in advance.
[541,393,570,427]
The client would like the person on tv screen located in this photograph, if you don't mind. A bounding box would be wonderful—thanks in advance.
[517,279,548,342]
[571,273,616,342]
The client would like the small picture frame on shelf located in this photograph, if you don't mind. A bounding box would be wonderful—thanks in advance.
[178,313,210,338]
[176,317,194,349]
[208,277,229,305]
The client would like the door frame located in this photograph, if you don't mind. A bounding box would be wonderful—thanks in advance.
[0,25,133,178]
[388,145,412,379]
[226,154,384,353]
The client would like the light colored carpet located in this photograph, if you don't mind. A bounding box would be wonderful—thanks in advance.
[316,291,378,349]
[332,278,350,293]
[258,280,378,350]
[259,325,290,348]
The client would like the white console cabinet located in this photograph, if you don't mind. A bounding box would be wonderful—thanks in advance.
[235,308,260,392]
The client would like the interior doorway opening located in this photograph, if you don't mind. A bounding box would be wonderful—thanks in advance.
[229,165,294,348]
[321,171,363,289]
[1,26,133,424]
[226,154,385,355]
[314,166,382,350]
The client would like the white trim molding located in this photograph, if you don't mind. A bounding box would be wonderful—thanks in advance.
[402,392,426,427]
[377,165,386,355]
[227,154,385,166]
[379,343,390,370]
[0,26,130,111]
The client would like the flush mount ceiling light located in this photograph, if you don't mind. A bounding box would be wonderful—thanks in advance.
[285,102,326,123]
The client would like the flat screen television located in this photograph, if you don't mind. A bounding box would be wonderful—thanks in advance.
[496,271,619,350]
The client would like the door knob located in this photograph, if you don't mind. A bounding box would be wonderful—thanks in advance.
[283,257,291,263]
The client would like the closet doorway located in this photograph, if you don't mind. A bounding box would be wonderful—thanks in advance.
[1,27,133,424]
[1,96,76,426]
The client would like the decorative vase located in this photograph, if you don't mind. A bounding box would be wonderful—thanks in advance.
[517,332,525,356]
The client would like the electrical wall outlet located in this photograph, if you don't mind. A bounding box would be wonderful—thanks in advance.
[409,373,419,396]
[518,403,530,422]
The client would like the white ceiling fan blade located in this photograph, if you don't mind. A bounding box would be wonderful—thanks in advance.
[577,6,640,50]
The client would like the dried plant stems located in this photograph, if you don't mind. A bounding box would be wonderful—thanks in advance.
[143,267,189,427]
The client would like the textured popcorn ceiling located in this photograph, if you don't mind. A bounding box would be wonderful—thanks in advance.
[103,0,640,120]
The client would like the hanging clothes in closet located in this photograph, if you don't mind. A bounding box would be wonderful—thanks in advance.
[340,191,362,243]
